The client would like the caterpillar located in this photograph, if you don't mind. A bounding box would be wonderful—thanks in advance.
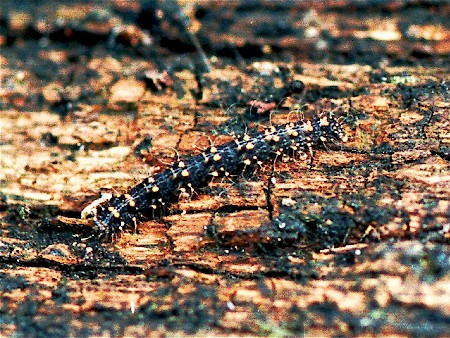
[81,112,347,238]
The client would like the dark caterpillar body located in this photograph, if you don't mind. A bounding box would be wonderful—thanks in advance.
[82,112,347,238]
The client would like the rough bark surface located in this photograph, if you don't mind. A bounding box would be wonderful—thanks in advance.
[0,1,449,337]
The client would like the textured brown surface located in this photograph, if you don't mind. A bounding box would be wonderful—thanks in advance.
[0,1,449,337]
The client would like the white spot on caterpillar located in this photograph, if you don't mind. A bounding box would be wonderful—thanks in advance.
[125,194,136,207]
[320,116,330,126]
[303,121,313,132]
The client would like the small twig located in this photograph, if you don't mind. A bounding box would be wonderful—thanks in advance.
[176,1,212,72]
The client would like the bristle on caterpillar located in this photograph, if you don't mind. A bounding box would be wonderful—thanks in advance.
[81,112,347,238]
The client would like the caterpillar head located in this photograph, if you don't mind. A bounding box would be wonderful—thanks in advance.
[81,193,119,238]
[315,112,348,144]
